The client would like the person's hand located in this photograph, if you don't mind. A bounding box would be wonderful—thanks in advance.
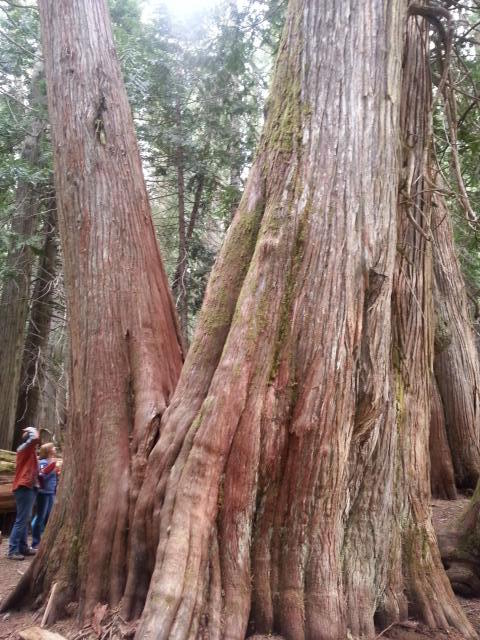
[23,427,39,440]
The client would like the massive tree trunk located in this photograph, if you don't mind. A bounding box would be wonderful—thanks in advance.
[432,195,480,596]
[432,188,480,490]
[0,64,46,451]
[1,0,182,619]
[4,2,475,639]
[386,10,469,633]
[13,199,59,450]
[122,3,471,639]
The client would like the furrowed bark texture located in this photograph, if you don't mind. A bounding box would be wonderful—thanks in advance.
[387,11,472,636]
[1,0,183,618]
[433,478,480,599]
[429,375,457,500]
[124,2,462,639]
[433,193,480,597]
[127,4,474,639]
[432,190,480,490]
[13,201,59,450]
[0,64,45,451]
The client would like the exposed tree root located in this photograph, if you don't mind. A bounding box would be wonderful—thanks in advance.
[436,494,480,603]
[447,562,480,598]
[407,545,476,638]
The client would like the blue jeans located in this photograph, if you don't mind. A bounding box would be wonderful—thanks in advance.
[8,486,37,555]
[32,492,55,548]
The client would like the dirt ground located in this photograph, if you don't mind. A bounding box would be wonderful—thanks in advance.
[0,549,82,640]
[1,499,480,639]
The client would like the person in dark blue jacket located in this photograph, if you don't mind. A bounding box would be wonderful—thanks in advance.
[31,442,59,549]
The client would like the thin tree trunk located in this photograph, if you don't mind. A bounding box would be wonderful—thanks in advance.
[1,0,183,619]
[186,174,204,243]
[229,148,243,221]
[172,170,205,346]
[13,199,59,449]
[432,188,480,489]
[0,63,46,450]
[36,300,68,446]
[229,165,242,221]
[173,99,189,345]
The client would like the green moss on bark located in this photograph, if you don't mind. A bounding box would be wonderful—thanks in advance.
[195,204,264,342]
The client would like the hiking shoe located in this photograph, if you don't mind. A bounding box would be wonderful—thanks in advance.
[7,552,25,560]
[22,546,37,556]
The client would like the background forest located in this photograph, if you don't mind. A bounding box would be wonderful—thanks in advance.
[0,0,285,449]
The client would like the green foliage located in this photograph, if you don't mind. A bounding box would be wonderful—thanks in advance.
[432,3,480,296]
[122,0,284,335]
[0,0,284,335]
[0,1,52,286]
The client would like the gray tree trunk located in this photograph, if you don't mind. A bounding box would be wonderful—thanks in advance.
[0,63,46,450]
[13,199,59,449]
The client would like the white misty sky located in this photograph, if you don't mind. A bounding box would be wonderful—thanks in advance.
[142,0,220,20]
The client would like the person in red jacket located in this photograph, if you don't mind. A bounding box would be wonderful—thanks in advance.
[8,426,40,560]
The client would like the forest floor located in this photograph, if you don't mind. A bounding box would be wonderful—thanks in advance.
[0,550,79,640]
[382,497,480,640]
[0,498,480,639]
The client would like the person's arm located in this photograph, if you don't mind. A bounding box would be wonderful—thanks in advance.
[40,460,56,476]
[17,427,40,452]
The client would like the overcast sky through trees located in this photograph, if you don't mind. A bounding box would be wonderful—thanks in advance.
[141,0,219,20]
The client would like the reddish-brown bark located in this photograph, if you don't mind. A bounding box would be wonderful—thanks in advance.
[432,190,480,490]
[1,0,182,619]
[126,0,407,632]
[385,12,470,633]
[122,3,471,639]
[430,375,457,500]
[431,194,480,595]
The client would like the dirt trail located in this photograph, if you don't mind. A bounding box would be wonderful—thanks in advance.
[1,499,480,639]
[0,549,79,640]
